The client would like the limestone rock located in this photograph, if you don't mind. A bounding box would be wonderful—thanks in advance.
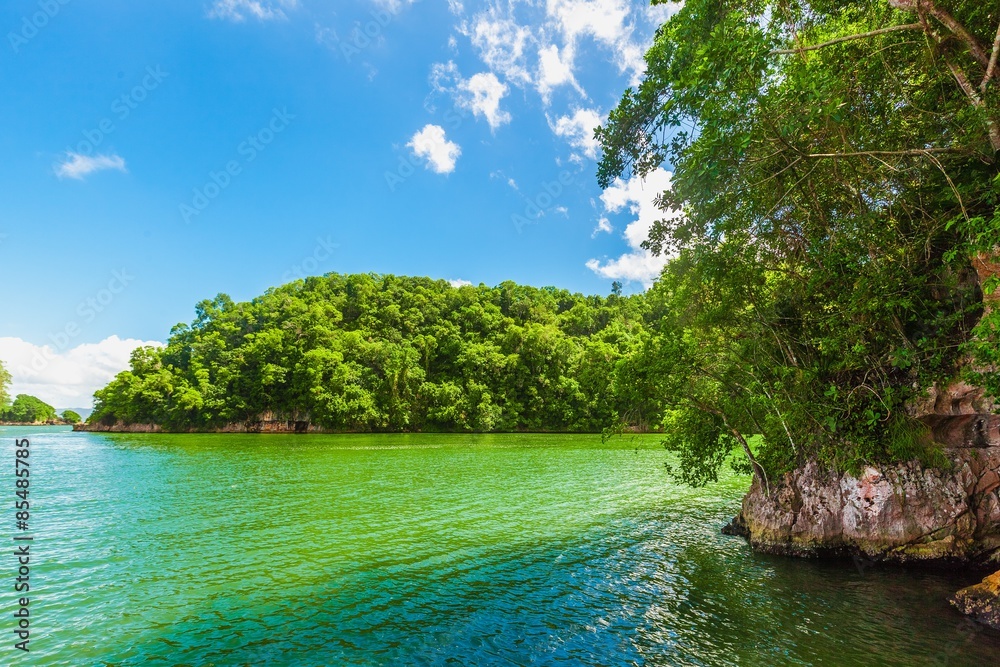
[734,447,1000,563]
[950,570,1000,630]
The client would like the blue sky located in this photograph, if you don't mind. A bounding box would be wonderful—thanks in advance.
[0,0,677,407]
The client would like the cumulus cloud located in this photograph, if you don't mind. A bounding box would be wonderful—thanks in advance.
[432,62,512,131]
[586,167,677,287]
[449,279,473,287]
[460,0,669,97]
[407,124,462,174]
[550,108,602,160]
[592,216,613,236]
[545,0,668,85]
[447,0,679,156]
[536,43,581,102]
[460,7,534,86]
[55,152,127,180]
[460,72,511,130]
[208,0,298,21]
[0,336,163,408]
[547,0,630,46]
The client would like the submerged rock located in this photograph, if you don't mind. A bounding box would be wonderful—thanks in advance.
[951,571,1000,630]
[731,444,1000,564]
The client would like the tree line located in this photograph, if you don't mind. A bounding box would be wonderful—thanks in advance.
[90,275,652,432]
[0,365,79,424]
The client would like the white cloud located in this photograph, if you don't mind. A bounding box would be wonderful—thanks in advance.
[545,0,651,84]
[536,43,581,101]
[208,0,298,22]
[586,167,677,287]
[460,0,668,98]
[407,124,462,174]
[0,336,163,409]
[448,0,677,157]
[55,152,127,180]
[489,170,519,190]
[547,0,629,45]
[372,0,417,13]
[460,72,511,131]
[592,216,612,236]
[460,8,534,86]
[550,108,602,160]
[432,62,512,131]
[449,279,473,287]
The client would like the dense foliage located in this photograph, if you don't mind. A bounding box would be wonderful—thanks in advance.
[0,360,10,409]
[598,0,999,485]
[3,394,58,424]
[61,410,82,424]
[91,275,649,432]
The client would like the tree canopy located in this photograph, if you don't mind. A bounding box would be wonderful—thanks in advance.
[91,275,650,432]
[597,0,999,485]
[4,394,58,424]
[0,360,10,409]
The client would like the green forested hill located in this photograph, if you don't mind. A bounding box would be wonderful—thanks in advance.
[90,274,651,432]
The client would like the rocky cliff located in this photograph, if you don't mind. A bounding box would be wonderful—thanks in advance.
[729,445,1000,564]
[725,363,1000,626]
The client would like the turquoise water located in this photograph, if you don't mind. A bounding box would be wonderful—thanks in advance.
[2,426,997,665]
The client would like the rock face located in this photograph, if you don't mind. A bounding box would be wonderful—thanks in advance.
[951,570,1000,630]
[735,446,1000,564]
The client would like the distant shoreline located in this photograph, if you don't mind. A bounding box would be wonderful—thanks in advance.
[74,421,637,435]
[0,422,74,427]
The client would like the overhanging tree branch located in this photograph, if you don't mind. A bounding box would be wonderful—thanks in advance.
[889,0,990,67]
[944,56,1000,153]
[805,148,962,158]
[772,23,923,54]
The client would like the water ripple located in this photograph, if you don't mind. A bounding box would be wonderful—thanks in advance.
[0,427,996,666]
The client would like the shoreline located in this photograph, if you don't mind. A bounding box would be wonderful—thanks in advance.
[1,421,74,427]
[74,422,624,435]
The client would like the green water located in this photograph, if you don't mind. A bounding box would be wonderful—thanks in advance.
[2,426,997,665]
